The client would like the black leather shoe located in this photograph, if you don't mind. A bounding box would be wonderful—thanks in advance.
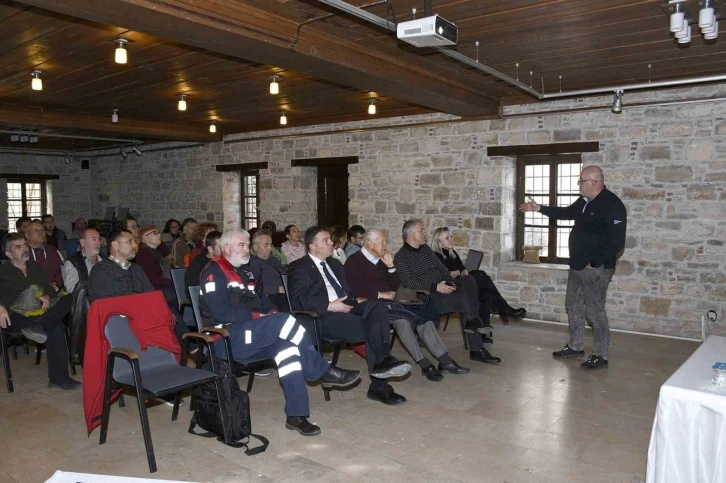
[370,356,411,378]
[469,347,502,364]
[421,364,443,382]
[367,386,407,405]
[501,307,526,320]
[581,355,609,370]
[463,317,491,335]
[552,345,585,359]
[286,416,321,436]
[21,324,48,344]
[320,365,361,388]
[438,360,470,374]
[48,376,81,390]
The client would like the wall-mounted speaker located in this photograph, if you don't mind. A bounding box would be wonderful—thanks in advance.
[81,159,90,169]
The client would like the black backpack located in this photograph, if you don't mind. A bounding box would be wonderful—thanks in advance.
[188,358,268,455]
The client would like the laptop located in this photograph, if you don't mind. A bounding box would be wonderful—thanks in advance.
[393,287,424,305]
[464,250,484,272]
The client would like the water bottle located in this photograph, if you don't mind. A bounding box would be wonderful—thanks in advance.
[712,362,726,387]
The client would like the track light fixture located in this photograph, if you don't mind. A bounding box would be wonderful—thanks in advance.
[111,109,119,123]
[114,38,128,64]
[280,111,287,125]
[64,156,71,165]
[178,94,187,111]
[368,99,377,115]
[31,70,43,91]
[120,149,128,159]
[669,0,719,44]
[209,121,217,133]
[132,147,142,156]
[611,90,624,114]
[269,75,279,95]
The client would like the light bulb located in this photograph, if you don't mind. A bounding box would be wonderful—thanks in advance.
[280,112,287,125]
[699,6,715,29]
[368,101,377,115]
[31,70,42,91]
[111,109,119,123]
[178,95,187,111]
[269,75,279,95]
[670,11,685,32]
[675,21,690,38]
[209,122,217,133]
[677,25,692,43]
[705,21,719,39]
[114,39,128,64]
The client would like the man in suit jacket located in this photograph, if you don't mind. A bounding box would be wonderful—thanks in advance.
[288,226,411,405]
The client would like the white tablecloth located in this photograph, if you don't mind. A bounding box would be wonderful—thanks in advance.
[646,335,726,483]
[45,471,196,483]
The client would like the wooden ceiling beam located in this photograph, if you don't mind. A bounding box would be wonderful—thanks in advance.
[14,0,500,117]
[0,106,221,142]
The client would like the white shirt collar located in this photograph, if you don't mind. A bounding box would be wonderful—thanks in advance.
[361,247,379,264]
[308,253,326,266]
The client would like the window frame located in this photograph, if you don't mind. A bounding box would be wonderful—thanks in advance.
[7,178,48,233]
[515,154,582,264]
[241,170,260,231]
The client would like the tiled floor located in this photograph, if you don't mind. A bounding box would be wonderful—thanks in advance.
[0,320,699,483]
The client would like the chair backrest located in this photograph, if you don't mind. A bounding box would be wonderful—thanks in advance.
[103,207,115,221]
[65,239,80,258]
[104,315,176,381]
[464,249,484,272]
[280,274,293,312]
[170,268,188,311]
[116,207,129,221]
[188,285,204,332]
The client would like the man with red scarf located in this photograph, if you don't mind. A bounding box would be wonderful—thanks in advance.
[198,228,361,437]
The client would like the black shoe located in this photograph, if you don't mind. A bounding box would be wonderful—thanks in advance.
[581,355,609,370]
[469,347,501,364]
[463,317,491,336]
[367,386,407,405]
[499,312,511,325]
[501,307,526,320]
[21,324,48,344]
[48,376,81,390]
[421,364,444,382]
[320,365,361,388]
[370,356,411,378]
[552,345,585,359]
[438,360,470,374]
[285,416,321,436]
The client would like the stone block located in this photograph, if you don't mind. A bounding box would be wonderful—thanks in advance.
[639,297,672,316]
[686,139,713,161]
[616,279,651,293]
[639,146,671,161]
[432,155,453,167]
[701,272,726,284]
[432,187,449,201]
[375,201,387,213]
[443,172,468,186]
[519,286,538,302]
[553,129,581,141]
[687,184,715,200]
[498,270,527,282]
[395,202,416,214]
[474,217,494,230]
[622,188,665,200]
[479,202,502,216]
[709,285,726,301]
[661,282,684,296]
[658,123,693,137]
[526,130,553,144]
[418,173,442,186]
[615,259,634,276]
[654,165,693,182]
[399,142,419,153]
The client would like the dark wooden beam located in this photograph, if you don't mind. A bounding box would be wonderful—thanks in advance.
[291,157,359,167]
[215,162,269,172]
[15,0,500,117]
[487,142,600,157]
[0,106,221,143]
[0,173,60,180]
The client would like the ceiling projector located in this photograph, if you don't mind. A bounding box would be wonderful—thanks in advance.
[396,14,457,47]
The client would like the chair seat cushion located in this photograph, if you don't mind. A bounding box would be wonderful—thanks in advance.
[116,364,217,395]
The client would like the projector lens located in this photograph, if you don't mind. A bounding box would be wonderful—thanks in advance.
[438,26,443,34]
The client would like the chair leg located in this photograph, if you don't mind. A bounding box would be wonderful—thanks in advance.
[23,341,29,355]
[35,343,43,365]
[99,356,116,445]
[459,313,469,350]
[171,391,182,421]
[324,344,342,402]
[11,345,17,360]
[443,314,451,331]
[246,372,255,393]
[212,377,230,444]
[63,326,76,376]
[389,331,397,350]
[118,393,125,408]
[1,330,13,393]
[130,363,157,473]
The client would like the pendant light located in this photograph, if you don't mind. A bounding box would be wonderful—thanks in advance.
[114,38,128,64]
[280,111,287,125]
[368,99,377,115]
[269,75,280,95]
[111,109,119,123]
[178,94,187,111]
[209,122,217,133]
[31,70,43,91]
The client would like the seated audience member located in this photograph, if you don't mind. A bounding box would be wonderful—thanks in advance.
[431,227,526,324]
[289,226,412,405]
[124,216,140,241]
[27,220,64,291]
[344,225,365,258]
[329,225,348,264]
[135,225,177,307]
[15,216,32,237]
[0,233,78,389]
[345,229,469,381]
[42,214,67,249]
[62,228,104,293]
[281,224,305,263]
[246,230,288,311]
[162,218,181,247]
[200,228,361,436]
[394,219,501,364]
[70,217,88,239]
[185,230,221,296]
[88,229,188,343]
[171,217,198,268]
[261,221,288,265]
[187,222,219,264]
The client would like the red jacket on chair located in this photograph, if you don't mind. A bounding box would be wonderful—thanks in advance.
[83,291,181,434]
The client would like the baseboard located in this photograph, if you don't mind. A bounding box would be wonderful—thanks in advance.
[518,317,702,343]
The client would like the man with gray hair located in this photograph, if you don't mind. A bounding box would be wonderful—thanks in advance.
[394,219,502,365]
[199,227,361,436]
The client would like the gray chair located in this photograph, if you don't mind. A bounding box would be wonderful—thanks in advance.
[100,314,230,473]
[170,268,195,328]
[442,312,469,350]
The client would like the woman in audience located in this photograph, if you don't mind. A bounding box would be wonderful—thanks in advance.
[329,225,348,264]
[431,227,526,324]
[136,225,177,308]
[281,224,305,263]
[161,218,181,247]
[187,221,219,265]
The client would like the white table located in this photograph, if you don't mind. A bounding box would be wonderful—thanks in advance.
[646,335,726,483]
[45,471,196,483]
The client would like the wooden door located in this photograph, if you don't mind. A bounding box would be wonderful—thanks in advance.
[317,165,349,228]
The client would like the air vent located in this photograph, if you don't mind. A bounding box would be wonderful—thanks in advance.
[403,27,422,35]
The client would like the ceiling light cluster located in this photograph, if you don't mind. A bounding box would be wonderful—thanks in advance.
[670,0,719,44]
[10,134,39,143]
[120,146,143,159]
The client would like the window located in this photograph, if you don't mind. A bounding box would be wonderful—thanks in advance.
[241,172,260,231]
[7,180,47,232]
[516,155,582,264]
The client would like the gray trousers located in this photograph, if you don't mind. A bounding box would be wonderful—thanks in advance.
[565,266,614,358]
[389,318,447,362]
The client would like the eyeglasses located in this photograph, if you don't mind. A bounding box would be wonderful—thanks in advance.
[577,178,599,185]
[144,231,160,236]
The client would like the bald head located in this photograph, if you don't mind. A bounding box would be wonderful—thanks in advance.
[582,165,604,182]
[579,165,605,199]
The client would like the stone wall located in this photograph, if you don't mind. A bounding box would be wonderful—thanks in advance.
[0,154,92,233]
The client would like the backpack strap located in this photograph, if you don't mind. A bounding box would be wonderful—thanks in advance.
[188,417,269,454]
[242,434,269,456]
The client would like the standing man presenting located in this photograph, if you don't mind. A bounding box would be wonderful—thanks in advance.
[520,165,626,370]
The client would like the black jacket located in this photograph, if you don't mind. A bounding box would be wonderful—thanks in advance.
[87,259,155,302]
[288,254,351,316]
[0,261,54,308]
[539,188,627,270]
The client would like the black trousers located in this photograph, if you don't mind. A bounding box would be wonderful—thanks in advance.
[8,295,71,381]
[268,293,291,313]
[428,276,483,351]
[469,270,510,314]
